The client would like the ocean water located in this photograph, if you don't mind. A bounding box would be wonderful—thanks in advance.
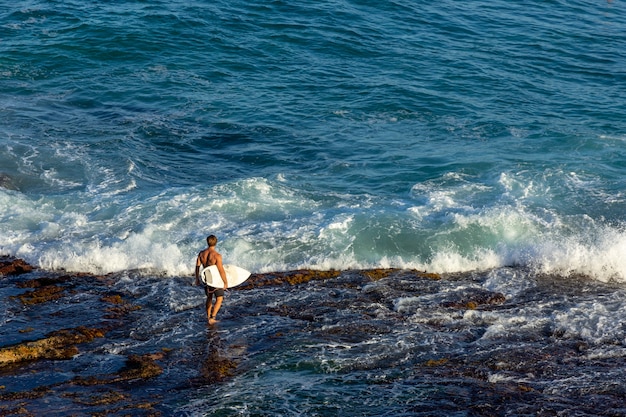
[2,0,626,415]
[2,0,625,279]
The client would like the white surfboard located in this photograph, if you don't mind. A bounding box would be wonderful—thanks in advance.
[200,264,251,288]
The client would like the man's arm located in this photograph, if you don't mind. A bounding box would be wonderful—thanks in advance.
[194,256,201,286]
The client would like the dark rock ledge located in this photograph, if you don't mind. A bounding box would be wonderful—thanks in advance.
[0,257,506,416]
[0,257,169,415]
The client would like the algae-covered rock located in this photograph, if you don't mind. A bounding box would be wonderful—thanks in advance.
[13,284,66,305]
[0,257,34,276]
[240,268,440,290]
[240,269,341,289]
[441,290,506,310]
[362,268,400,281]
[101,293,142,319]
[73,353,164,385]
[199,348,237,384]
[0,386,51,401]
[11,274,78,305]
[0,327,105,367]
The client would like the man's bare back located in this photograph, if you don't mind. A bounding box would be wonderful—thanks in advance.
[197,247,221,268]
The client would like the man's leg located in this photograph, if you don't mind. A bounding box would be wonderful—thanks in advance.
[205,287,215,322]
[206,296,213,321]
[209,295,223,324]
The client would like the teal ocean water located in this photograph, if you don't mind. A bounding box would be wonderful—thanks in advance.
[2,1,626,415]
[2,0,625,279]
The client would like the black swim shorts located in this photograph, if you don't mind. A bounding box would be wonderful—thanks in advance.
[205,286,225,298]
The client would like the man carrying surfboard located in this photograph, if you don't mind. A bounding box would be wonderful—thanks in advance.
[195,235,228,325]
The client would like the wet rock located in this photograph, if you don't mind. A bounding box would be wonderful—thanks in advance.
[200,358,237,384]
[361,268,400,281]
[116,354,164,381]
[362,268,441,281]
[64,389,129,406]
[0,386,51,402]
[0,327,105,367]
[100,294,126,304]
[61,388,162,416]
[441,289,506,309]
[196,346,238,384]
[11,274,84,306]
[18,327,34,334]
[4,264,80,307]
[240,268,440,290]
[267,304,317,322]
[425,358,449,367]
[101,293,142,319]
[73,353,164,386]
[0,258,34,276]
[13,284,66,305]
[240,269,341,289]
[0,267,167,415]
[16,275,72,288]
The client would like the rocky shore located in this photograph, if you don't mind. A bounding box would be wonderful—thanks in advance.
[2,256,625,416]
[0,258,458,416]
[0,257,168,415]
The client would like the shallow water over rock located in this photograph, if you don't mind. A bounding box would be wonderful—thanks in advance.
[1,259,626,416]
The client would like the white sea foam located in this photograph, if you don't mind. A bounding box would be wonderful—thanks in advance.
[2,172,626,283]
[551,296,626,343]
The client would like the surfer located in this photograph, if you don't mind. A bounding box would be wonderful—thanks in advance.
[195,235,229,324]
